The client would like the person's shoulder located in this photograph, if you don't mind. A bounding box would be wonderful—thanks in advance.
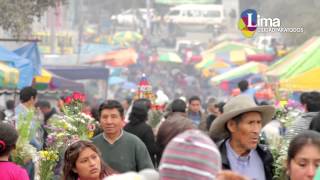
[123,131,145,144]
[123,130,140,140]
[92,133,103,142]
[0,162,29,178]
[257,143,272,155]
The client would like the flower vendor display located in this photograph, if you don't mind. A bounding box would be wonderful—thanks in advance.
[38,150,59,180]
[46,92,97,149]
[40,92,99,178]
[268,106,298,180]
[11,110,38,167]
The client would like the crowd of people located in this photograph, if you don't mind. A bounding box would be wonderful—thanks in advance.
[1,83,320,180]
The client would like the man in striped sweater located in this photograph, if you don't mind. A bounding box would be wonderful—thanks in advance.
[285,91,320,140]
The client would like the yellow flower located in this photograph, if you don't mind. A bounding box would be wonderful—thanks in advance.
[88,131,94,139]
[57,133,64,138]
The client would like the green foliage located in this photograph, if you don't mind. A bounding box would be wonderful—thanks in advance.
[269,107,296,180]
[11,110,38,166]
[147,110,163,128]
[0,0,67,37]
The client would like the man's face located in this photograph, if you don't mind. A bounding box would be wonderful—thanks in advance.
[31,96,37,107]
[189,100,201,113]
[208,104,221,116]
[40,107,51,115]
[228,112,262,152]
[99,108,123,137]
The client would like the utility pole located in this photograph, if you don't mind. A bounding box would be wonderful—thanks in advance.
[146,0,151,37]
[76,0,83,64]
[50,7,56,54]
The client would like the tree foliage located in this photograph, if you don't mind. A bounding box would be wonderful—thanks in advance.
[0,0,66,37]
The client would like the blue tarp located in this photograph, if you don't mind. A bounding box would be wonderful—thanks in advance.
[45,66,109,80]
[0,45,33,89]
[14,42,42,76]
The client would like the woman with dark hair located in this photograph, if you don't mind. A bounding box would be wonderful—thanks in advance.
[286,130,320,180]
[63,140,115,180]
[0,122,29,180]
[309,112,320,132]
[124,99,157,166]
[156,114,195,165]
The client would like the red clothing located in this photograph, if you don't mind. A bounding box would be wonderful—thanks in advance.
[0,161,29,180]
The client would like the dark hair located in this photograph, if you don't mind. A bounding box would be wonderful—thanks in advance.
[309,112,320,132]
[35,100,51,109]
[63,140,114,180]
[188,96,201,104]
[300,92,309,105]
[215,102,225,113]
[287,131,320,166]
[0,122,18,156]
[99,100,124,118]
[5,100,15,110]
[305,91,320,112]
[128,99,149,125]
[157,114,195,161]
[19,86,37,103]
[136,98,151,111]
[171,99,187,113]
[206,114,217,131]
[238,80,249,92]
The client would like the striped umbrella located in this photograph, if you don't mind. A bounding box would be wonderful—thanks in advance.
[112,31,143,44]
[33,69,52,90]
[196,41,262,69]
[0,63,19,88]
[159,52,183,63]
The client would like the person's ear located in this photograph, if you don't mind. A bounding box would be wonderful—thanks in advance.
[227,120,237,133]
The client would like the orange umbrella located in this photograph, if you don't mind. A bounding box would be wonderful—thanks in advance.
[89,48,137,67]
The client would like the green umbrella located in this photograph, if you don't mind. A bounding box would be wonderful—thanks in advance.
[159,52,183,63]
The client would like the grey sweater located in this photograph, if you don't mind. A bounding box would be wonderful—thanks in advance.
[92,131,154,173]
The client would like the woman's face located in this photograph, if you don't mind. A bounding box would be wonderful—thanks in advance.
[75,147,101,180]
[288,144,320,180]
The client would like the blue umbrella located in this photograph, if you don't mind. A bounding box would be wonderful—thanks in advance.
[108,76,126,85]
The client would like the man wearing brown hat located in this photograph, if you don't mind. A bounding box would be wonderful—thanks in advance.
[209,95,275,180]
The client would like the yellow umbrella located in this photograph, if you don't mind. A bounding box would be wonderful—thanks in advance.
[113,31,143,44]
[34,69,52,84]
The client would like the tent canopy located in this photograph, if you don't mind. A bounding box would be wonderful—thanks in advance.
[34,68,85,92]
[267,37,320,80]
[197,41,261,69]
[0,45,33,88]
[280,67,320,91]
[210,62,267,85]
[45,66,109,80]
[88,48,137,67]
[0,63,19,89]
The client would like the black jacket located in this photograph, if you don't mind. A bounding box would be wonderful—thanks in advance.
[218,139,274,180]
[124,122,158,166]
